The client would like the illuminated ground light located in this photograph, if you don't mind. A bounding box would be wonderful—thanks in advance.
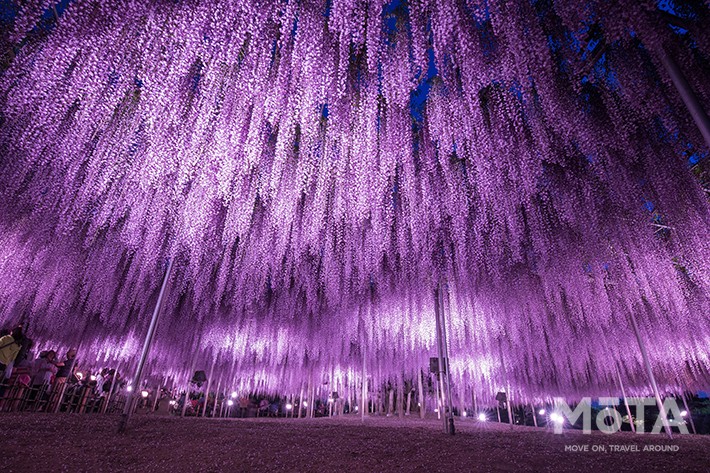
[478,413,487,422]
[550,413,564,425]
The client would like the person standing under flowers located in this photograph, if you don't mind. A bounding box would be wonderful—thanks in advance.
[0,326,25,383]
[31,350,59,409]
[51,348,78,411]
[55,348,77,381]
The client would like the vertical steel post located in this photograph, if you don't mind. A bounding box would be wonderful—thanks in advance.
[629,311,672,438]
[361,338,367,422]
[440,282,455,433]
[615,367,636,433]
[417,369,425,419]
[298,382,304,419]
[507,385,514,428]
[202,355,216,417]
[434,281,454,434]
[118,258,173,433]
[681,393,697,435]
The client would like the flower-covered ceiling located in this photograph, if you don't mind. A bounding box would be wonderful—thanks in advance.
[0,0,708,401]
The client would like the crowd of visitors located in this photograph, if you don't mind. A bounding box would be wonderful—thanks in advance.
[0,323,128,412]
[2,325,302,418]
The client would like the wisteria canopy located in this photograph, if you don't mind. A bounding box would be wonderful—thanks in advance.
[0,0,709,404]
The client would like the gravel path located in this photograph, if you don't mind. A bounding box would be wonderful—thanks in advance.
[2,413,709,472]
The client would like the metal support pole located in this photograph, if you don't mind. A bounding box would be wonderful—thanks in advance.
[472,389,477,418]
[212,376,222,419]
[660,48,710,150]
[181,380,191,417]
[202,356,216,417]
[417,369,425,419]
[507,386,514,427]
[329,366,335,418]
[346,382,352,416]
[118,258,173,433]
[298,382,304,419]
[152,376,163,412]
[361,345,367,422]
[616,367,636,433]
[406,387,412,415]
[441,284,455,433]
[434,281,454,434]
[102,362,122,414]
[435,374,442,420]
[397,374,404,419]
[308,377,315,418]
[629,311,672,438]
[531,404,538,427]
[681,393,697,435]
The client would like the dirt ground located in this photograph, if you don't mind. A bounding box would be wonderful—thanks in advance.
[2,413,709,472]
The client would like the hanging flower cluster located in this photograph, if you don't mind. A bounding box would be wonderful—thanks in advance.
[0,0,708,403]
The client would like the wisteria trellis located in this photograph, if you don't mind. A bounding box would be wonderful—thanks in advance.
[0,0,709,403]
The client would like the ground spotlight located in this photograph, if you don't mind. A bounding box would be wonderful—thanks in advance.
[538,409,546,415]
[231,391,238,399]
[478,413,487,422]
[680,410,688,417]
[141,390,149,398]
[550,412,564,424]
[286,403,293,410]
[227,400,234,406]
